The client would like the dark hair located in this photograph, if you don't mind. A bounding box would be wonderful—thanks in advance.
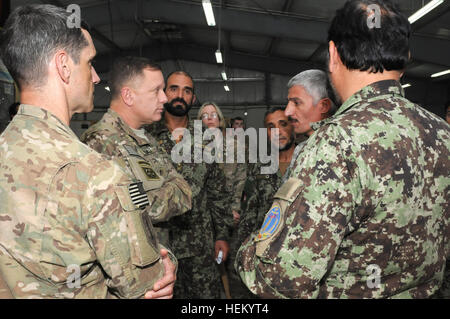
[264,106,286,126]
[230,116,244,125]
[8,102,20,120]
[327,0,411,73]
[0,4,89,89]
[109,56,161,99]
[165,70,195,92]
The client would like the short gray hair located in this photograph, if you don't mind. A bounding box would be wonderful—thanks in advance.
[287,69,336,114]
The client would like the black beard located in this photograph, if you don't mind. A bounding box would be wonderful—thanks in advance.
[326,69,343,106]
[279,137,294,152]
[164,98,192,117]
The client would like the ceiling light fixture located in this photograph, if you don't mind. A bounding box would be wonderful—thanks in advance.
[202,0,216,26]
[408,0,444,24]
[402,83,411,89]
[105,86,110,91]
[221,71,227,81]
[224,84,230,92]
[431,69,450,78]
[215,50,223,64]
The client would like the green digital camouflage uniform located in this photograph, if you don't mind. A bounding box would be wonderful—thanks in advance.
[227,160,284,299]
[81,109,192,247]
[0,105,175,299]
[147,118,232,299]
[236,80,450,298]
[220,135,247,298]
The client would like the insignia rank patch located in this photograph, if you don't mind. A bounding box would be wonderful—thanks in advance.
[138,161,160,180]
[128,182,150,209]
[255,204,281,242]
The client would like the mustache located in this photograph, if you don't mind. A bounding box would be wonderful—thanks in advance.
[168,97,188,108]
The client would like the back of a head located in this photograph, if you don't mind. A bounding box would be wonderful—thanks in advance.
[109,56,161,100]
[0,4,89,89]
[328,0,411,73]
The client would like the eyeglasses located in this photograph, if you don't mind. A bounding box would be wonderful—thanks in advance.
[201,112,218,120]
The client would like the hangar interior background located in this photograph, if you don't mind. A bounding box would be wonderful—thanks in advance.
[2,0,450,136]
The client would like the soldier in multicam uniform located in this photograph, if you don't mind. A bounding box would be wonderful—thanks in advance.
[81,56,192,248]
[146,71,232,299]
[0,4,176,299]
[236,0,450,298]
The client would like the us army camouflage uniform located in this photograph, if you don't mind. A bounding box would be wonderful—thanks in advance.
[0,105,174,298]
[147,118,232,299]
[236,80,450,298]
[81,109,192,247]
[221,135,247,215]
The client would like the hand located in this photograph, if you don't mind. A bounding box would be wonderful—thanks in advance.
[144,249,176,299]
[232,210,240,226]
[214,240,229,263]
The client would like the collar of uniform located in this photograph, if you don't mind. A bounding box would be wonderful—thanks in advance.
[107,108,149,146]
[333,80,404,117]
[147,114,195,137]
[310,117,333,131]
[17,104,76,138]
[145,115,169,137]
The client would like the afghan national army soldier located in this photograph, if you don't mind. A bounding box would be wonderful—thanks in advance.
[147,71,232,299]
[236,0,450,298]
[81,57,192,247]
[230,107,296,299]
[238,70,336,252]
[0,4,176,299]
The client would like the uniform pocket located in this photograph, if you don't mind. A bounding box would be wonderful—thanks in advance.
[115,185,160,267]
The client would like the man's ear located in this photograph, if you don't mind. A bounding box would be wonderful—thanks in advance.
[319,98,332,117]
[55,51,71,84]
[120,87,134,106]
[192,94,197,105]
[328,41,340,74]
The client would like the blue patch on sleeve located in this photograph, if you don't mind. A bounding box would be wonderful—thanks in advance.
[255,204,281,242]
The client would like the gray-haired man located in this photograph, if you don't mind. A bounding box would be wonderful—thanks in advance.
[282,69,336,181]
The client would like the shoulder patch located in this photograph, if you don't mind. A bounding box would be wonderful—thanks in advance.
[255,204,282,242]
[128,182,150,209]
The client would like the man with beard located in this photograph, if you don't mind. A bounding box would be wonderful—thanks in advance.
[81,57,192,248]
[236,0,449,298]
[146,71,232,299]
[232,107,296,298]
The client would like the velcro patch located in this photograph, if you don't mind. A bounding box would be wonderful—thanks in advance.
[128,182,150,209]
[255,204,281,242]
